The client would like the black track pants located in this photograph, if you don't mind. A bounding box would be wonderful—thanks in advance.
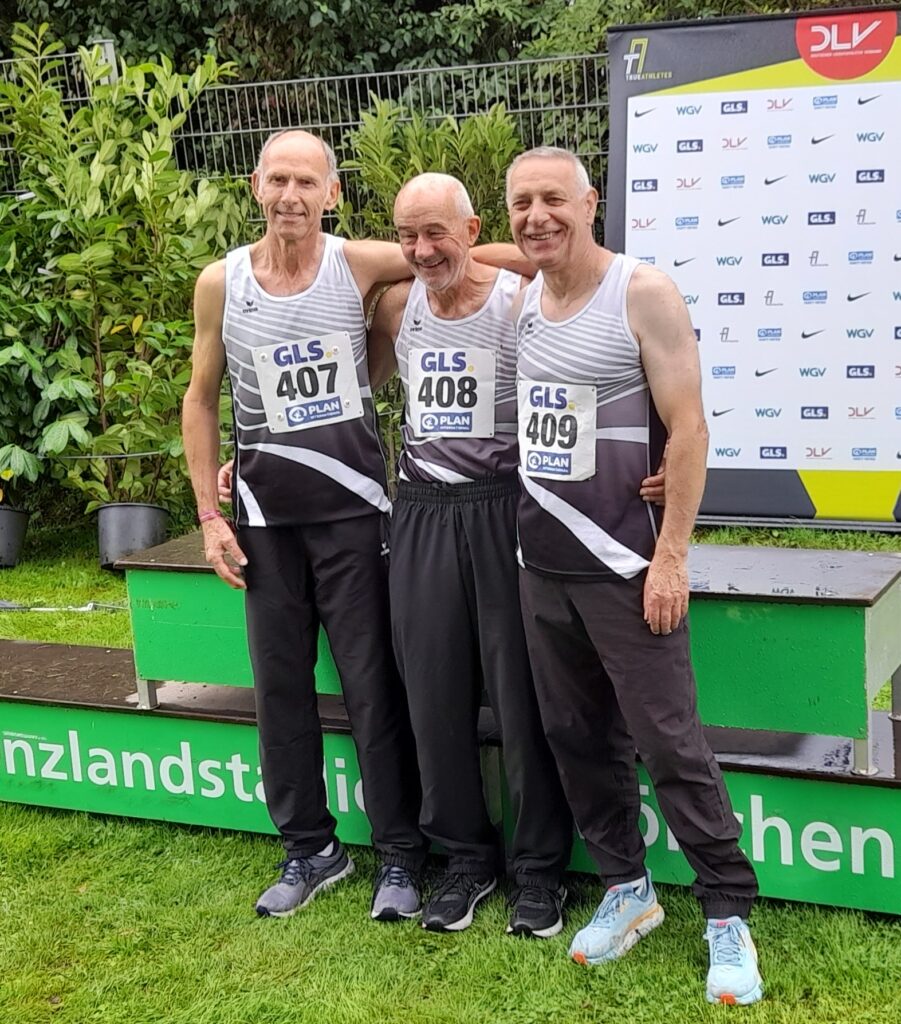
[390,477,572,887]
[239,515,426,868]
[519,568,758,919]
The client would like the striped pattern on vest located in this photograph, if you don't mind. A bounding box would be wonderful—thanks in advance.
[515,253,665,579]
[223,235,389,527]
[395,269,520,484]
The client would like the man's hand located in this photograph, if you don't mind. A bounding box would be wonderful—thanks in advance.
[218,459,234,503]
[202,516,247,589]
[643,548,689,636]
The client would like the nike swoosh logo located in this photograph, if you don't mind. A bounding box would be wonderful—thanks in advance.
[755,369,777,377]
[764,176,787,185]
[801,330,824,339]
[635,108,654,118]
[711,409,733,417]
[847,293,870,302]
[717,217,740,227]
[857,96,880,105]
[673,258,695,267]
[811,135,834,145]
[894,255,901,262]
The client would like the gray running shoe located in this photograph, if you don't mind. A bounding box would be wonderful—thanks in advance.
[255,843,354,917]
[370,864,422,921]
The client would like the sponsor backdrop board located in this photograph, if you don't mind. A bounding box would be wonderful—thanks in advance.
[607,7,901,522]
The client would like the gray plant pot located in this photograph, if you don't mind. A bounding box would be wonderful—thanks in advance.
[0,506,29,568]
[98,502,169,570]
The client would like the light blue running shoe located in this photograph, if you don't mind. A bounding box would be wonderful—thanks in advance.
[705,916,764,1006]
[569,875,665,965]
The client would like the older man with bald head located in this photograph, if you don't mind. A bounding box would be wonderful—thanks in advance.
[367,172,573,936]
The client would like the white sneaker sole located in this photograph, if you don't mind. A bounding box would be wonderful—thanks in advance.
[571,902,665,964]
[422,879,497,932]
[257,857,355,918]
[706,980,764,1006]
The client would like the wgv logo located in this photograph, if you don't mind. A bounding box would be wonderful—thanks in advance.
[683,295,699,305]
[721,100,747,114]
[846,328,874,339]
[716,256,743,266]
[714,447,742,457]
[676,104,703,115]
[718,292,745,306]
[857,132,885,143]
[801,406,829,419]
[799,367,827,378]
[632,179,658,192]
[808,173,836,184]
[761,214,788,225]
[755,408,782,418]
[632,143,658,154]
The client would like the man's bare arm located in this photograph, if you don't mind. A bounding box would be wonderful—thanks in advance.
[367,281,410,390]
[183,260,247,589]
[628,267,708,634]
[345,239,536,298]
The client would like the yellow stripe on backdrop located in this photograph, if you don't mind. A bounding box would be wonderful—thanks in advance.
[798,471,901,521]
[644,38,901,96]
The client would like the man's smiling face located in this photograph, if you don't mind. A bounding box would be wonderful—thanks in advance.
[506,156,597,271]
[252,133,339,242]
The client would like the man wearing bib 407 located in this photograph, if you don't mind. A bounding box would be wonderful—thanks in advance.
[506,149,763,1006]
[367,174,574,937]
[184,131,519,921]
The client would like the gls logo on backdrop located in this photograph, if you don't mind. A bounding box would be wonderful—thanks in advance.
[857,169,885,183]
[722,100,748,114]
[677,139,703,153]
[718,292,745,306]
[847,365,876,378]
[762,253,790,266]
[760,446,788,459]
[632,179,658,192]
[801,406,830,419]
[809,211,836,225]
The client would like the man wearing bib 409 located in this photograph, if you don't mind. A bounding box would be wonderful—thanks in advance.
[367,173,573,937]
[507,149,763,1006]
[184,131,523,921]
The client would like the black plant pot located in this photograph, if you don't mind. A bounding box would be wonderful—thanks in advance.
[98,502,169,570]
[0,506,29,568]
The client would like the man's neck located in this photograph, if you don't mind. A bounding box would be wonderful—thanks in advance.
[251,230,322,291]
[541,242,612,304]
[427,258,498,319]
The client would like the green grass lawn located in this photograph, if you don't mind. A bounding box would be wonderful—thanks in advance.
[1,802,900,1024]
[2,524,900,1022]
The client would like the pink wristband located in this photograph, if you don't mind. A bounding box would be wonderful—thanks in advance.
[198,509,225,524]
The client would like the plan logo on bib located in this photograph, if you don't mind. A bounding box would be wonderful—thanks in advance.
[796,13,894,79]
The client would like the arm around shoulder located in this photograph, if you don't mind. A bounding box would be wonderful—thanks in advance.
[367,280,410,390]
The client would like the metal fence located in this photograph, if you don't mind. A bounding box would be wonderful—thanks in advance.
[2,47,609,230]
[178,54,609,232]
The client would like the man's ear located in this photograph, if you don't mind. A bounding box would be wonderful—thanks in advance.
[467,215,482,247]
[323,179,342,211]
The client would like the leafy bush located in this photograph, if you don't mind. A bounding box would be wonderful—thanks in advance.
[336,98,523,243]
[0,23,250,515]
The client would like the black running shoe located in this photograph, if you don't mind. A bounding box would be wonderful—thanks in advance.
[422,872,496,932]
[506,883,567,938]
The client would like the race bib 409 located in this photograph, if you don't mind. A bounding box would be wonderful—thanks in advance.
[517,380,597,481]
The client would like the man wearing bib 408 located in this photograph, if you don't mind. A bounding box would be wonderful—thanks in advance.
[183,131,518,921]
[506,149,763,1006]
[367,173,574,937]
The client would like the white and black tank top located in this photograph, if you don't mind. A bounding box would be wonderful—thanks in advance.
[222,235,390,527]
[516,254,666,579]
[395,269,520,483]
